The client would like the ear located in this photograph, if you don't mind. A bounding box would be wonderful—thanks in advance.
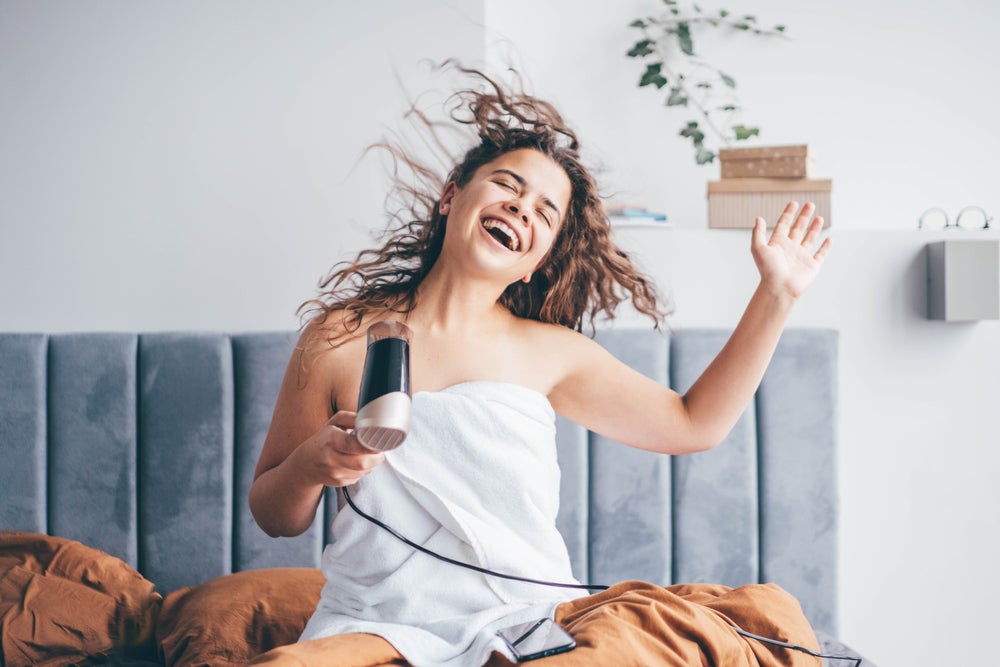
[439,182,457,215]
[526,254,549,280]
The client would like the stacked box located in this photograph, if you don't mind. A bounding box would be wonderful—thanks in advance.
[708,178,832,230]
[719,145,812,179]
[708,145,832,229]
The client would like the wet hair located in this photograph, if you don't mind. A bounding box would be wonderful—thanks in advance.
[300,64,669,342]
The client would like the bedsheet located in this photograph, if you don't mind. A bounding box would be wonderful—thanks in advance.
[251,580,832,667]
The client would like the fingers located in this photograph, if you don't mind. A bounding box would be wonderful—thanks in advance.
[813,236,833,263]
[326,411,365,454]
[769,201,826,249]
[770,201,799,238]
[751,215,767,249]
[326,438,384,486]
[788,201,816,240]
[801,215,824,247]
[753,201,832,297]
[326,423,375,457]
[315,411,385,486]
[328,410,356,431]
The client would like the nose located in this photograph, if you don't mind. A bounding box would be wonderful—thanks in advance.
[506,202,529,224]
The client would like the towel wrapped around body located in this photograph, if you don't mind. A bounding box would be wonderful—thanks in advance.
[283,380,822,667]
[299,381,588,667]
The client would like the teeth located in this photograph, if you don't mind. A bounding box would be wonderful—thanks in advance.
[482,218,520,251]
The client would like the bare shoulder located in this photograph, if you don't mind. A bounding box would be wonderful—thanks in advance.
[294,312,368,410]
[517,318,600,352]
[511,318,610,389]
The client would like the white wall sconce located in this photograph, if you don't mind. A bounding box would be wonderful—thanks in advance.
[927,239,1000,321]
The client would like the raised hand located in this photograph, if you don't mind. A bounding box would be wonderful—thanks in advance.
[751,201,832,300]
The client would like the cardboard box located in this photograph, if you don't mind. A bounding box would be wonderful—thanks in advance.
[707,178,832,229]
[719,144,812,179]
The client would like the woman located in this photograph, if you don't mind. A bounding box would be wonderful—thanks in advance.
[249,68,831,667]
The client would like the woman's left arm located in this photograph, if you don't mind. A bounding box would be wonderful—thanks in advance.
[550,201,831,455]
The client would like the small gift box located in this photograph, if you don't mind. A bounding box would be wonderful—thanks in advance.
[719,144,813,179]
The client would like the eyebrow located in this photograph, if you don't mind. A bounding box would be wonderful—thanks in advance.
[490,168,562,221]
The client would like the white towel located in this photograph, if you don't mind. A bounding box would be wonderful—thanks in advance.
[299,381,588,667]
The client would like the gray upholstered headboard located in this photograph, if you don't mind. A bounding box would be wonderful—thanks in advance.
[0,328,838,633]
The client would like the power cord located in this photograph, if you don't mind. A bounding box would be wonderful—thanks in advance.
[342,485,864,665]
[731,625,863,666]
[342,485,608,591]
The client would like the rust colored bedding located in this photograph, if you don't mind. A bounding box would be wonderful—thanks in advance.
[0,531,161,667]
[250,580,820,667]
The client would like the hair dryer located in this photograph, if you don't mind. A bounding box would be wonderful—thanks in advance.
[354,320,412,451]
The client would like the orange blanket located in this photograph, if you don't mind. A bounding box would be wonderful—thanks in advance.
[250,580,820,666]
[0,532,162,666]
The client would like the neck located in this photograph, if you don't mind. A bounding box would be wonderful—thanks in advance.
[409,261,512,334]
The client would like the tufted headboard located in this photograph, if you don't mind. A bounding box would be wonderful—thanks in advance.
[0,328,838,633]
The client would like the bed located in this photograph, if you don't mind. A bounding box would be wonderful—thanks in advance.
[0,327,874,666]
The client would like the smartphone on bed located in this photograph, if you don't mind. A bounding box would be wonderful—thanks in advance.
[496,617,576,662]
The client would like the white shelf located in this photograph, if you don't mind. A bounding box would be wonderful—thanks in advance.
[609,216,672,229]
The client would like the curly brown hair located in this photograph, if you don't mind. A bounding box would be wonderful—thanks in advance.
[300,65,669,342]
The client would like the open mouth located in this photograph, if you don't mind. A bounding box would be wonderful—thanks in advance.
[481,218,521,252]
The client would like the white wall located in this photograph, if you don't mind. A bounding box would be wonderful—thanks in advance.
[0,0,484,332]
[485,0,1000,233]
[2,2,999,666]
[486,1,1000,665]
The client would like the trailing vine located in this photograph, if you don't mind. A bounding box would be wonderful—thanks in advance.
[626,1,787,165]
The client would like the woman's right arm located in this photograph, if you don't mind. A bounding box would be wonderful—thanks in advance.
[249,327,384,538]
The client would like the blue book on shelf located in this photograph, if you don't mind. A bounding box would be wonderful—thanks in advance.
[609,207,668,222]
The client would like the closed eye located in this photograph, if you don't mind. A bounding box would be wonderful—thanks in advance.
[490,169,559,226]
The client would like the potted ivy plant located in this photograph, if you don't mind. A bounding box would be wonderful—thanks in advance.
[626,0,787,165]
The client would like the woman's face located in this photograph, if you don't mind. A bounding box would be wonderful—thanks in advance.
[438,148,572,284]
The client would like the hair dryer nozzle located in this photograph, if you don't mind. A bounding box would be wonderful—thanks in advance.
[355,321,412,452]
[355,392,410,451]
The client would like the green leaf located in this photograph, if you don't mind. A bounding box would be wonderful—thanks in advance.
[734,23,750,30]
[679,121,705,144]
[670,7,680,15]
[719,104,738,111]
[639,63,669,88]
[629,19,647,28]
[719,9,730,18]
[695,147,716,164]
[693,4,702,12]
[627,39,654,57]
[775,25,786,32]
[719,71,736,88]
[732,125,760,140]
[666,87,688,106]
[743,15,757,22]
[677,22,694,55]
[662,0,677,5]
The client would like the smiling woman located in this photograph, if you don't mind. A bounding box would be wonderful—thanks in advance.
[247,63,833,667]
[438,149,570,282]
[463,163,563,253]
[295,66,666,338]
